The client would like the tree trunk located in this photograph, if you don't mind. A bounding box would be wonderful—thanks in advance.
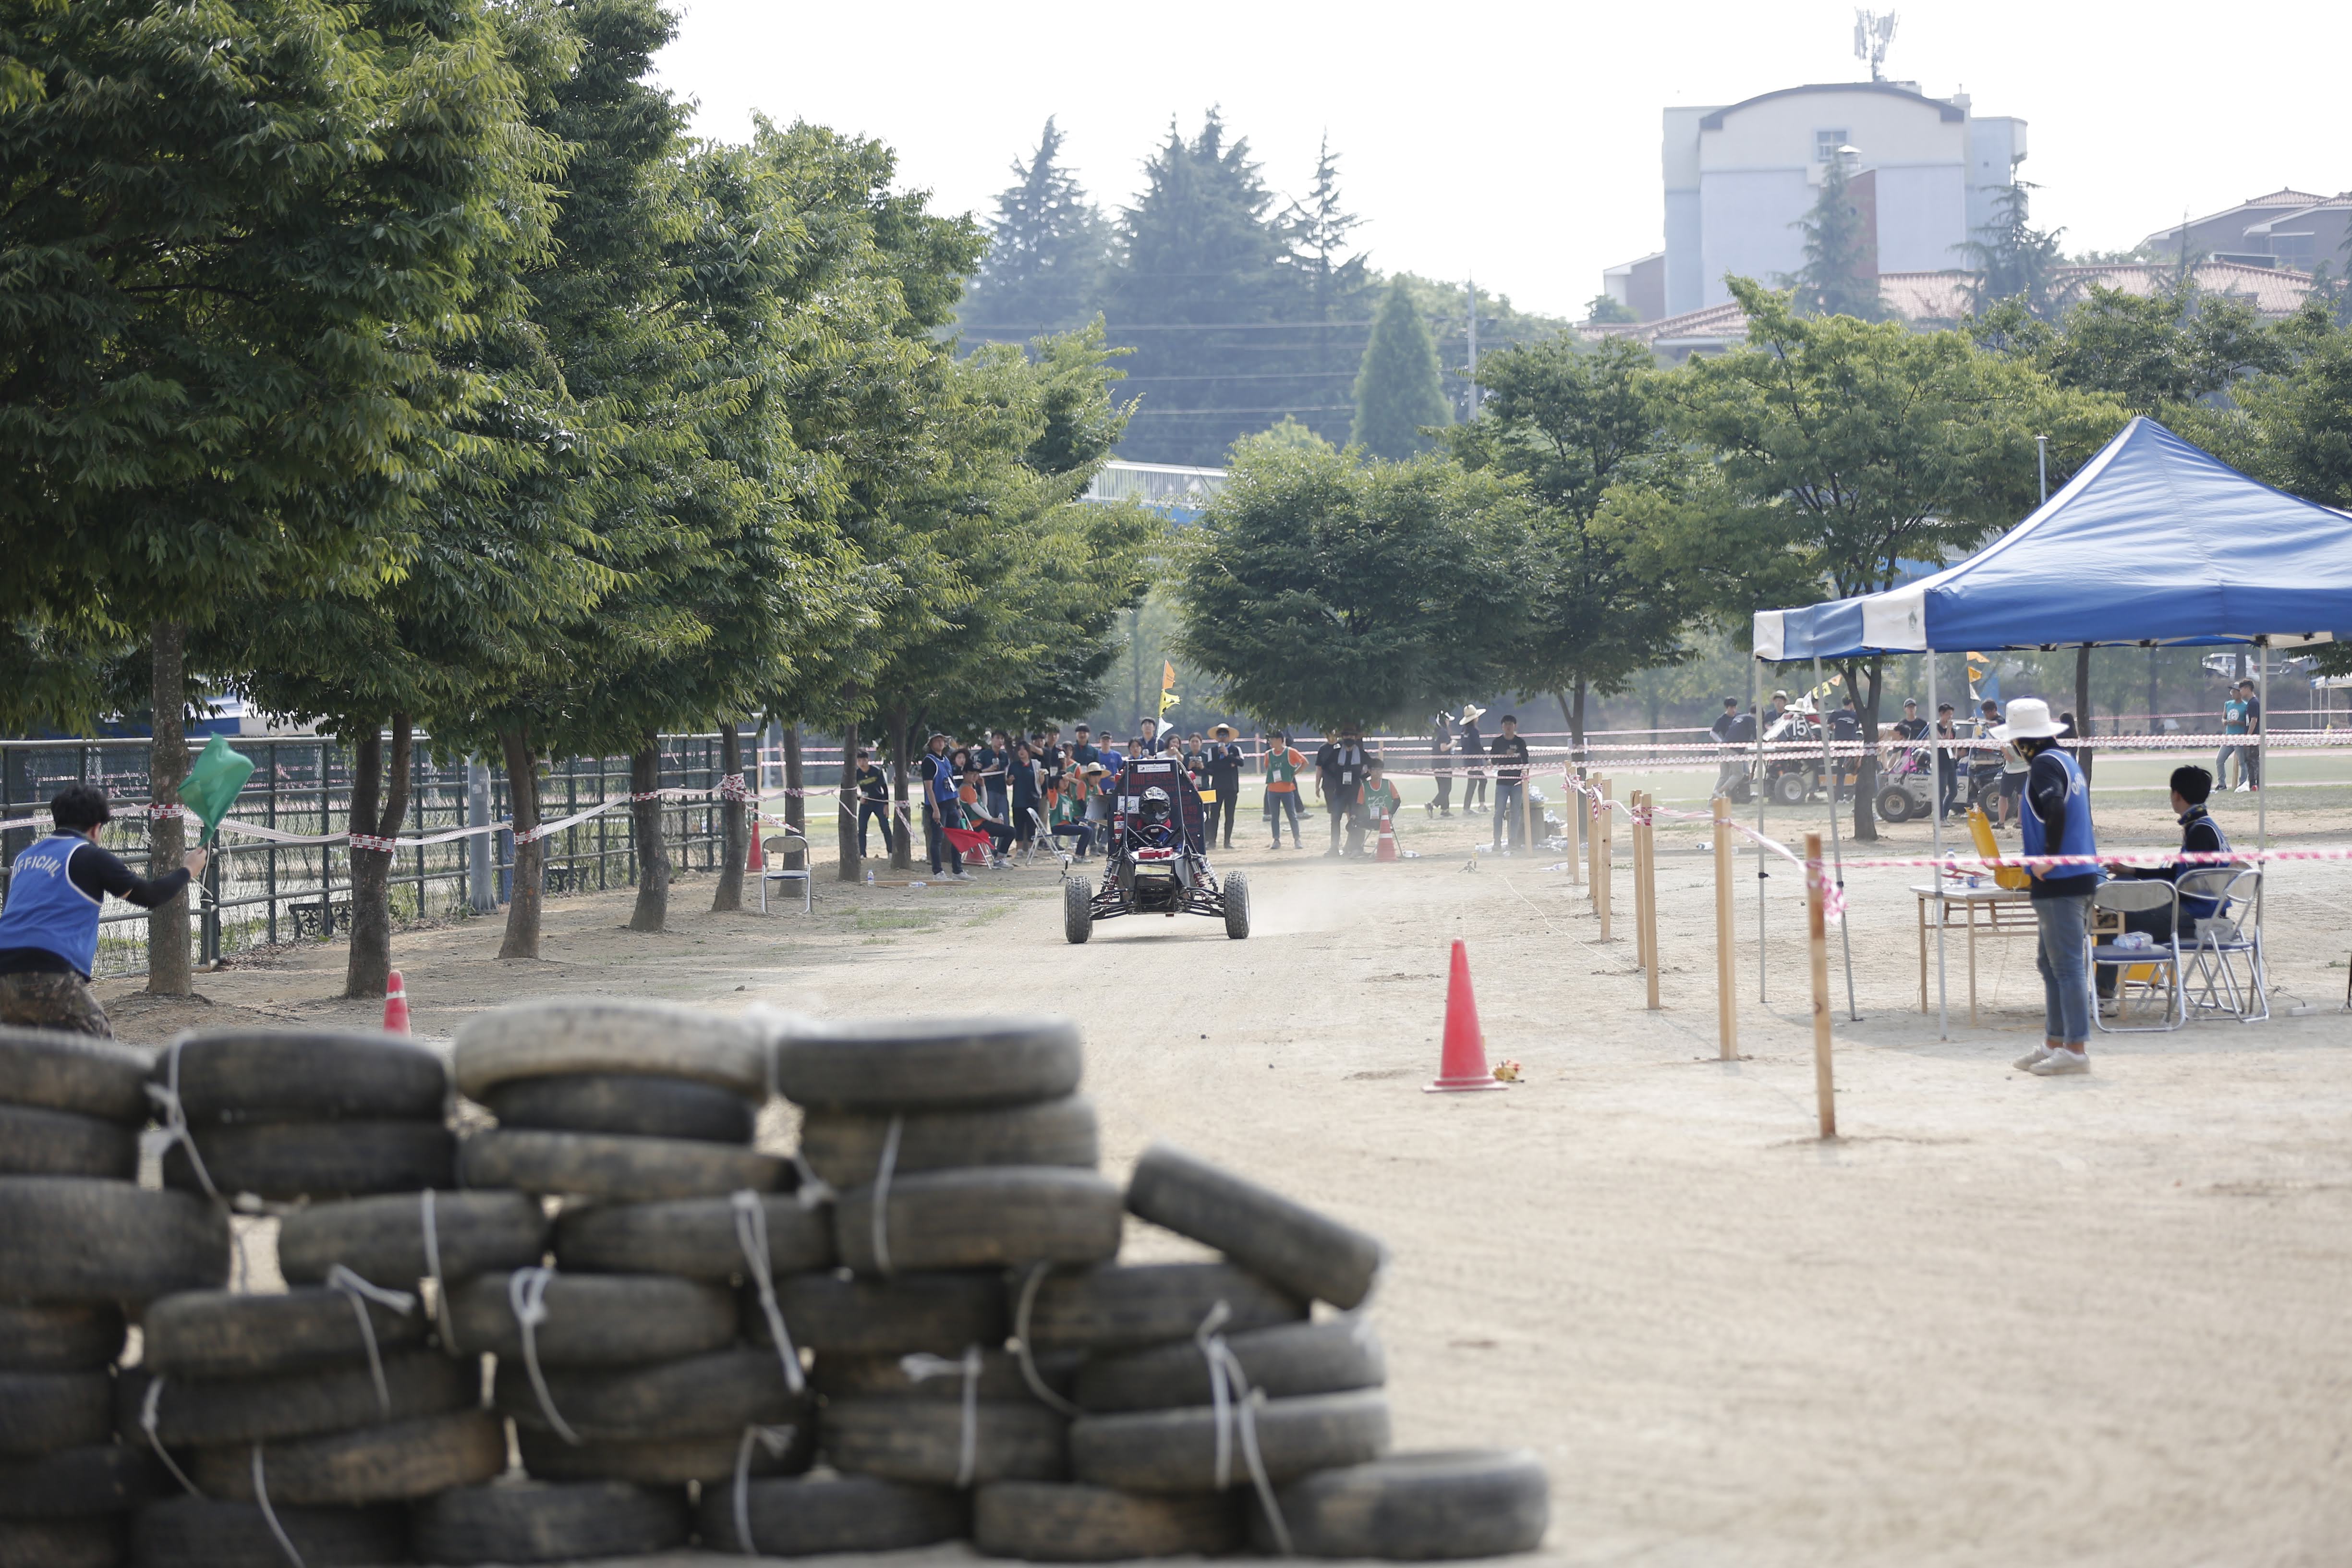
[835,720,861,881]
[627,738,668,932]
[1850,660,1881,843]
[2146,646,2159,738]
[886,705,914,871]
[146,620,192,996]
[711,723,746,912]
[497,728,543,959]
[782,724,805,873]
[2074,644,2096,782]
[342,714,412,999]
[1569,681,1588,766]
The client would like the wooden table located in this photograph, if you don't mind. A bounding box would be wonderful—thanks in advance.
[1913,882,2035,1025]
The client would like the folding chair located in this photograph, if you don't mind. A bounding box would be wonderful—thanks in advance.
[759,832,811,915]
[1023,807,1070,869]
[2088,880,2187,1033]
[2179,866,2267,1023]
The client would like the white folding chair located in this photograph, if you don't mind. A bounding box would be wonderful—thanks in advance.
[2088,880,2186,1033]
[759,832,811,916]
[2179,866,2267,1023]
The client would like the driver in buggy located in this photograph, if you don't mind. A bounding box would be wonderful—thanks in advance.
[1134,786,1181,850]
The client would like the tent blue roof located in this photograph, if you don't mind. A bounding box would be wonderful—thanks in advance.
[1754,417,2352,659]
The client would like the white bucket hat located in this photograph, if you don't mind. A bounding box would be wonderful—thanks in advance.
[1988,696,2066,741]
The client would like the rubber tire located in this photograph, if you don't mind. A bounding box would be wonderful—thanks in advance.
[1126,1142,1384,1311]
[0,1104,137,1179]
[1075,1317,1385,1413]
[0,1370,110,1455]
[833,1167,1123,1275]
[156,1032,447,1122]
[1771,771,1808,807]
[0,1444,157,1519]
[771,1270,1007,1357]
[823,1397,1068,1486]
[0,1516,120,1568]
[480,1073,754,1144]
[409,1480,690,1566]
[130,1347,469,1446]
[798,1095,1099,1190]
[129,1496,406,1568]
[0,1178,228,1305]
[1019,1262,1306,1352]
[814,1348,1079,1406]
[274,1190,549,1288]
[452,1000,768,1101]
[551,1192,831,1279]
[0,1028,153,1122]
[774,1016,1082,1112]
[141,1288,427,1380]
[513,1425,812,1485]
[975,1482,1243,1561]
[0,1302,124,1372]
[186,1410,504,1506]
[1070,1390,1391,1495]
[1224,870,1251,939]
[1252,1449,1550,1559]
[495,1346,805,1442]
[1063,879,1092,944]
[457,1127,781,1202]
[1877,785,1913,824]
[163,1120,455,1203]
[695,1473,966,1556]
[446,1272,737,1367]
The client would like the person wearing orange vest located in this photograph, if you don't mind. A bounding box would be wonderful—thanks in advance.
[1261,734,1306,850]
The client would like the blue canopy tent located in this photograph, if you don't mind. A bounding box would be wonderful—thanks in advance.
[1751,417,2352,1035]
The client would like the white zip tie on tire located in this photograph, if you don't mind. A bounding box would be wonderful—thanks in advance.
[138,1377,204,1498]
[730,1190,804,1394]
[140,1034,222,1203]
[788,1152,836,1211]
[323,1265,415,1417]
[730,1422,798,1557]
[419,1190,459,1356]
[1009,1263,1083,1417]
[251,1444,305,1568]
[868,1114,904,1276]
[898,1346,982,1488]
[507,1267,582,1445]
[1194,1301,1293,1556]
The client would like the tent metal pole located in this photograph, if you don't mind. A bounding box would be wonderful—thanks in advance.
[1755,655,1767,1003]
[1928,649,1948,1039]
[1816,656,1859,1021]
[2257,640,2269,945]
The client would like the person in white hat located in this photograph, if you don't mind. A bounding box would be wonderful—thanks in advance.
[1456,704,1489,814]
[1992,697,2102,1076]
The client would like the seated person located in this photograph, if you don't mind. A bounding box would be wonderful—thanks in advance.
[958,767,1017,859]
[1361,758,1403,827]
[2097,764,2232,996]
[1053,764,1102,858]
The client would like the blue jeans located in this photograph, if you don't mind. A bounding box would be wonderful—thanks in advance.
[1264,792,1301,844]
[2034,892,2092,1045]
[1492,780,1525,849]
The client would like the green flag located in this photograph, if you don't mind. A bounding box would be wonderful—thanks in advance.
[177,733,255,847]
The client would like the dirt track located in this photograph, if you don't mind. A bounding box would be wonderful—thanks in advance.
[99,786,2352,1568]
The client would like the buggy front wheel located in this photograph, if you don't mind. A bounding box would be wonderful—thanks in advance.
[1222,871,1250,940]
[1063,877,1093,944]
[1770,772,1808,807]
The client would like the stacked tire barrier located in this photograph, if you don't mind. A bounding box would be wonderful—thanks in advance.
[0,1005,1548,1564]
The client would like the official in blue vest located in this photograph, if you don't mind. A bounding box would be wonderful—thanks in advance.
[0,784,206,1037]
[1994,699,2100,1077]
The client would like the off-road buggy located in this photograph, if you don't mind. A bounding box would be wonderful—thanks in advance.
[1063,755,1249,943]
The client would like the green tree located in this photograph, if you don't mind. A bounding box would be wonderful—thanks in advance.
[1585,294,1639,325]
[1783,158,1884,320]
[960,117,1108,336]
[1960,178,2073,319]
[1661,279,2122,838]
[1174,444,1525,731]
[1444,336,1693,757]
[1352,278,1452,459]
[2037,284,2292,417]
[0,0,557,993]
[2222,314,2352,674]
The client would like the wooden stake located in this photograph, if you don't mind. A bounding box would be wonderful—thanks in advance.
[1713,797,1736,1059]
[1637,791,1661,1010]
[1596,777,1614,941]
[1806,831,1836,1139]
[1566,768,1582,887]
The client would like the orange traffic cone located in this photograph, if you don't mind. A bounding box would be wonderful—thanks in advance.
[747,827,765,871]
[382,971,410,1035]
[1424,940,1506,1094]
[1376,806,1398,863]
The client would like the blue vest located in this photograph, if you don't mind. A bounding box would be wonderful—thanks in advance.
[0,834,103,977]
[2020,749,2097,876]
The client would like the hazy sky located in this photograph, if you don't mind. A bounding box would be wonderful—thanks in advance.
[655,1,2352,320]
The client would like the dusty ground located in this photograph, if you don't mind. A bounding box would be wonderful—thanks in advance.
[99,777,2352,1568]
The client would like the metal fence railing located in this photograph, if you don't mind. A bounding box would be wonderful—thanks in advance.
[0,733,736,980]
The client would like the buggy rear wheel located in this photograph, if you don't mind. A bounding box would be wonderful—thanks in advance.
[1222,872,1250,940]
[1876,784,1915,823]
[1770,772,1808,807]
[1063,877,1093,945]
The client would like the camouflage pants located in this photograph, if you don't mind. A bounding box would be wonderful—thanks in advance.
[0,971,112,1037]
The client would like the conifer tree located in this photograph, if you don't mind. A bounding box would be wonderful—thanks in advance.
[961,117,1108,335]
[1282,134,1373,443]
[1351,278,1452,458]
[1961,178,2072,319]
[1786,158,1885,320]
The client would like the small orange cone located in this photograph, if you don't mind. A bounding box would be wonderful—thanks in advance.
[1424,940,1506,1093]
[747,827,765,871]
[382,970,410,1035]
[1375,805,1398,862]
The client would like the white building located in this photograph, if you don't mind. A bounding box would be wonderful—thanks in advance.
[1627,81,2025,319]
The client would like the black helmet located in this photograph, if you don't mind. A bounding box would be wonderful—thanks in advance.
[1140,786,1171,824]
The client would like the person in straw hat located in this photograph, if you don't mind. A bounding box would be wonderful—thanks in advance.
[1993,697,2101,1077]
[1456,704,1489,814]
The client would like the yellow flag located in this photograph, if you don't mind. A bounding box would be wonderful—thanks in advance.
[1159,688,1181,715]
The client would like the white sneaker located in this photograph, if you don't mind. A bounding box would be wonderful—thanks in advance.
[2012,1045,2052,1071]
[950,871,974,882]
[2028,1048,2089,1076]
[2233,781,2251,792]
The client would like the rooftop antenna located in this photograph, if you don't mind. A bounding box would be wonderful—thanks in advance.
[1854,10,1897,82]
